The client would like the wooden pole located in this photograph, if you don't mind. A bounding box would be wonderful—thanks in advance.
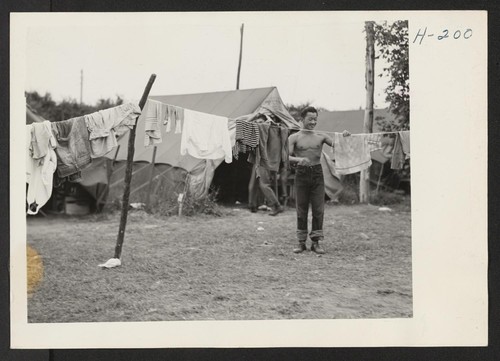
[114,74,156,259]
[145,146,158,210]
[360,21,375,203]
[236,23,244,90]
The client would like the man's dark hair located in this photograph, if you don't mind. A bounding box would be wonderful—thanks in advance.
[300,106,318,118]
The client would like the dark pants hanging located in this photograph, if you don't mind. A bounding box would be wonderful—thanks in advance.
[248,163,280,208]
[294,164,325,242]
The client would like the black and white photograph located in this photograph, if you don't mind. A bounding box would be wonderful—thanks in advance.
[10,11,487,348]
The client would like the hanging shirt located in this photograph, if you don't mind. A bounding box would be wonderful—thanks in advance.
[180,108,232,163]
[333,133,383,175]
[26,124,57,215]
[144,100,162,147]
[232,118,260,159]
[29,121,56,165]
[98,102,141,138]
[85,102,141,157]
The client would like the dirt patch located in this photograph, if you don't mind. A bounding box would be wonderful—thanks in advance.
[26,200,412,322]
[27,245,43,295]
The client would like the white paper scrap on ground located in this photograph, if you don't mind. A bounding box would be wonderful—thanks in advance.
[98,258,122,268]
[378,207,392,211]
[257,226,265,231]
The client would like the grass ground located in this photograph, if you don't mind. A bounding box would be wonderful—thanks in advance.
[27,199,412,322]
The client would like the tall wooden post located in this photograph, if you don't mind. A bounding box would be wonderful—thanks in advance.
[360,21,375,203]
[236,23,244,90]
[114,74,156,259]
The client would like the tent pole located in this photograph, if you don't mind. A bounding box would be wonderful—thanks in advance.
[145,146,158,210]
[114,74,156,260]
[376,162,384,195]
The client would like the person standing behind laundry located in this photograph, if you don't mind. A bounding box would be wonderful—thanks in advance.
[248,114,288,216]
[288,106,350,254]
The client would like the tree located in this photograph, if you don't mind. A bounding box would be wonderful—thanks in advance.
[374,20,409,131]
[25,91,124,122]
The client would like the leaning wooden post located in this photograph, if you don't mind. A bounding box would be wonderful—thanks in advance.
[114,74,156,259]
[360,21,375,203]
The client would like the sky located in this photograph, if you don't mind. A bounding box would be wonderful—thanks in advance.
[24,12,393,111]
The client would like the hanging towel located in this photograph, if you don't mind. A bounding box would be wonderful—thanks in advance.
[333,133,383,175]
[26,125,57,215]
[180,108,232,163]
[144,100,162,146]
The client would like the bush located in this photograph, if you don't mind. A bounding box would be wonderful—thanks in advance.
[369,190,405,205]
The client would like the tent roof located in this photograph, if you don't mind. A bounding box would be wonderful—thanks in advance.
[149,87,277,119]
[315,108,395,134]
[109,87,298,170]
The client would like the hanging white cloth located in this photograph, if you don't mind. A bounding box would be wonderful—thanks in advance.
[180,108,232,163]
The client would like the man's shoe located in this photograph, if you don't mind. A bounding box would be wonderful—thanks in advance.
[250,206,258,213]
[311,241,325,254]
[293,242,307,253]
[269,205,284,216]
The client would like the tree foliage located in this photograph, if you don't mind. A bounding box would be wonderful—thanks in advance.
[25,91,124,122]
[374,20,409,131]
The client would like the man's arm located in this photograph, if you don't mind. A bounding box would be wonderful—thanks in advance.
[324,130,351,148]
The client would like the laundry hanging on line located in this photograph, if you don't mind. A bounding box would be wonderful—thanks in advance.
[25,102,142,215]
[332,133,384,175]
[143,99,185,147]
[180,108,233,163]
[391,130,410,169]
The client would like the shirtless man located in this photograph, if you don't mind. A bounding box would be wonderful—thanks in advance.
[288,106,349,253]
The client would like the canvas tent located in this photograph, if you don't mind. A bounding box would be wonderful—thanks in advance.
[80,87,300,208]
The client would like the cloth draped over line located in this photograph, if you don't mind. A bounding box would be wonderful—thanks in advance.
[391,130,411,169]
[332,133,384,175]
[180,108,233,164]
[25,102,141,215]
[247,122,290,178]
[26,121,57,214]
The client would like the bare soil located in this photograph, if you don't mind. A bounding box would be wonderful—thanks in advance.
[27,200,412,322]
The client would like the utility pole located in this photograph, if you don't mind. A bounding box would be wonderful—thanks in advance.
[360,21,375,203]
[80,69,83,105]
[236,23,244,90]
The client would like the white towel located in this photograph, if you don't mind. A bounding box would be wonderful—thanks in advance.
[180,109,232,163]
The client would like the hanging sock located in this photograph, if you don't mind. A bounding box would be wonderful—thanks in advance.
[144,100,162,147]
[174,107,184,134]
[164,105,172,133]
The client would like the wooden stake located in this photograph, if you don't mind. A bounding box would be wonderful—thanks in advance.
[236,23,244,90]
[114,74,156,259]
[360,21,375,203]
